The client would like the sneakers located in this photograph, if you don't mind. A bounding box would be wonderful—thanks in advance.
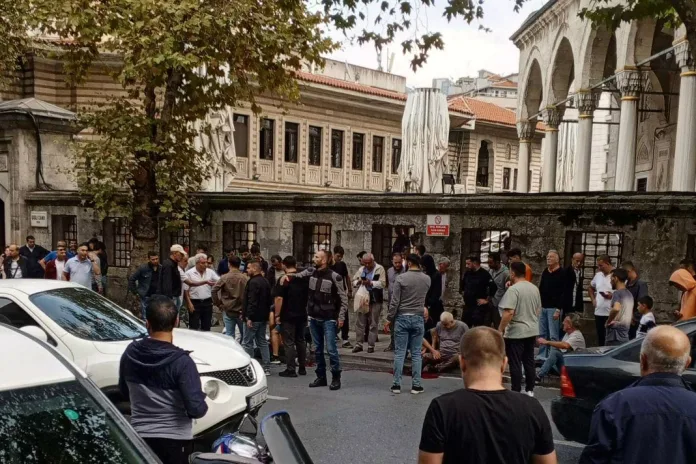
[264,368,271,376]
[390,384,401,394]
[535,375,543,385]
[270,355,282,365]
[309,377,328,388]
[367,346,375,354]
[525,390,535,398]
[342,340,353,348]
[278,369,298,378]
[411,386,424,395]
[298,366,307,376]
[352,345,363,353]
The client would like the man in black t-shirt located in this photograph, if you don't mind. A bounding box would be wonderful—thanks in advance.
[332,246,352,348]
[418,326,556,464]
[275,256,309,377]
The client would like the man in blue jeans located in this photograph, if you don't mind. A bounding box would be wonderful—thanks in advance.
[288,249,348,390]
[386,253,431,395]
[241,262,272,376]
[537,250,565,362]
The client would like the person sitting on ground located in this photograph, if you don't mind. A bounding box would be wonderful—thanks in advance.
[118,296,208,464]
[579,325,696,463]
[418,326,556,464]
[536,313,586,383]
[670,268,696,320]
[635,295,656,339]
[422,311,468,373]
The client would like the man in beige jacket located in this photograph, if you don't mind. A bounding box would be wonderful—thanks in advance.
[212,255,248,339]
[352,253,387,353]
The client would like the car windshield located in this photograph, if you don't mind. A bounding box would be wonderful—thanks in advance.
[0,380,148,463]
[29,287,147,342]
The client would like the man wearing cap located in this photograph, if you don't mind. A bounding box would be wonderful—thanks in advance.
[159,245,186,301]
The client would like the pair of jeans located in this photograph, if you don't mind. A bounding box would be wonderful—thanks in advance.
[144,437,192,464]
[309,318,340,378]
[283,319,307,371]
[538,307,560,359]
[341,309,350,341]
[223,313,244,339]
[505,336,537,393]
[189,298,213,331]
[242,321,270,369]
[355,302,383,348]
[538,347,564,377]
[140,297,150,321]
[393,315,425,388]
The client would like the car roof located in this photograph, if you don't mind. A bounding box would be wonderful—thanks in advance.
[0,324,78,391]
[0,278,79,295]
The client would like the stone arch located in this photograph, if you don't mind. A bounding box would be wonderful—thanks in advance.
[475,139,494,188]
[519,58,544,121]
[578,24,618,89]
[547,36,576,106]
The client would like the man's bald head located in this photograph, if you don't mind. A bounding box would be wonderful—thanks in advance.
[640,325,692,376]
[459,326,506,372]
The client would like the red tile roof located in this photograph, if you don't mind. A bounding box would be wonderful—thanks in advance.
[490,80,517,89]
[448,96,544,131]
[293,70,473,116]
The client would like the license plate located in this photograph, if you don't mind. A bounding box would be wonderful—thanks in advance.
[247,388,268,409]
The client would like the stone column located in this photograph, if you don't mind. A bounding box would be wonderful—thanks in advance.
[673,39,696,191]
[614,70,645,191]
[516,120,535,193]
[541,107,562,192]
[573,90,599,192]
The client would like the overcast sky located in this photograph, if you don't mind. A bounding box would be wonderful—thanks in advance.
[325,0,549,87]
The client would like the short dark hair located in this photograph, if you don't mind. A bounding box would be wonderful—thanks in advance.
[488,252,501,263]
[406,253,421,268]
[196,244,208,252]
[416,245,426,255]
[621,260,636,272]
[250,244,261,254]
[392,252,403,259]
[146,296,178,332]
[26,235,35,241]
[510,261,527,278]
[333,245,345,255]
[238,244,249,253]
[224,248,232,254]
[79,241,90,249]
[206,253,214,261]
[357,251,366,259]
[460,327,505,370]
[611,268,628,283]
[228,255,242,268]
[638,295,654,309]
[147,250,158,258]
[270,254,282,263]
[598,254,612,265]
[282,255,297,268]
[507,248,522,259]
[466,255,481,265]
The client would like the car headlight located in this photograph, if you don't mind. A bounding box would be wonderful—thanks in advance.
[203,380,220,400]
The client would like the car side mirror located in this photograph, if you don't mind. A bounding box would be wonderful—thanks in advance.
[20,325,49,343]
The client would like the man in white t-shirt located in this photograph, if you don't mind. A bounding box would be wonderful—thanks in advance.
[589,255,614,346]
[536,313,586,381]
[184,253,219,331]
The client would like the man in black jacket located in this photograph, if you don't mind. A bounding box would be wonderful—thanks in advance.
[118,296,208,464]
[3,244,28,279]
[242,261,272,375]
[564,252,585,317]
[128,251,160,320]
[159,245,185,300]
[460,255,496,327]
[275,256,309,378]
[19,235,48,278]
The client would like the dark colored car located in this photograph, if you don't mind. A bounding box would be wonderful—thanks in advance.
[551,319,696,444]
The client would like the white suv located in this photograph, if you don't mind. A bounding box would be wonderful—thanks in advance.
[0,280,267,448]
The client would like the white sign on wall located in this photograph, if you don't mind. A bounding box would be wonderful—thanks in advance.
[31,211,48,228]
[426,214,450,237]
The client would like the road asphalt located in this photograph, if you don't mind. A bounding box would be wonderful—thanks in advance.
[257,367,584,464]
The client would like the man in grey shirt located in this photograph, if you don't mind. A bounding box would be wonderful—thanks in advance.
[385,252,407,352]
[63,242,102,293]
[488,252,509,326]
[385,253,431,395]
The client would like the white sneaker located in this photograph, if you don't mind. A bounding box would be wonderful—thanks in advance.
[525,390,534,398]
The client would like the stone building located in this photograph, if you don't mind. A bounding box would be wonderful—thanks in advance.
[511,0,696,194]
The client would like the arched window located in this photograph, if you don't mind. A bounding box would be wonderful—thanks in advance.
[476,141,490,187]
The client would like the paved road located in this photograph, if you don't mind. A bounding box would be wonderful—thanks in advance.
[258,367,584,464]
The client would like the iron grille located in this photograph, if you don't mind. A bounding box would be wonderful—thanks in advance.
[202,364,257,387]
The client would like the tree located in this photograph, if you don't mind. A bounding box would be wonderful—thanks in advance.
[12,0,491,269]
[579,0,696,63]
[0,0,30,90]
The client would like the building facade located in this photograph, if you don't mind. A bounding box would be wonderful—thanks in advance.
[512,0,695,193]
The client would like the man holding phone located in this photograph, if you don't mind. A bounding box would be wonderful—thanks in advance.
[588,255,614,346]
[352,253,386,354]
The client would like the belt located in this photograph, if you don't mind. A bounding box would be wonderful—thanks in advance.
[191,298,213,303]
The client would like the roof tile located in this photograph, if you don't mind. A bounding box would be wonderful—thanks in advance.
[448,96,544,131]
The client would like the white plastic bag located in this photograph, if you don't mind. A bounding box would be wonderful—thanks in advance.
[354,285,371,313]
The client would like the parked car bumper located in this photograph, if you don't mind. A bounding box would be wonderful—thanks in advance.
[551,396,595,444]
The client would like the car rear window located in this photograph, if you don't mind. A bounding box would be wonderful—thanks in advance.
[29,287,147,342]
